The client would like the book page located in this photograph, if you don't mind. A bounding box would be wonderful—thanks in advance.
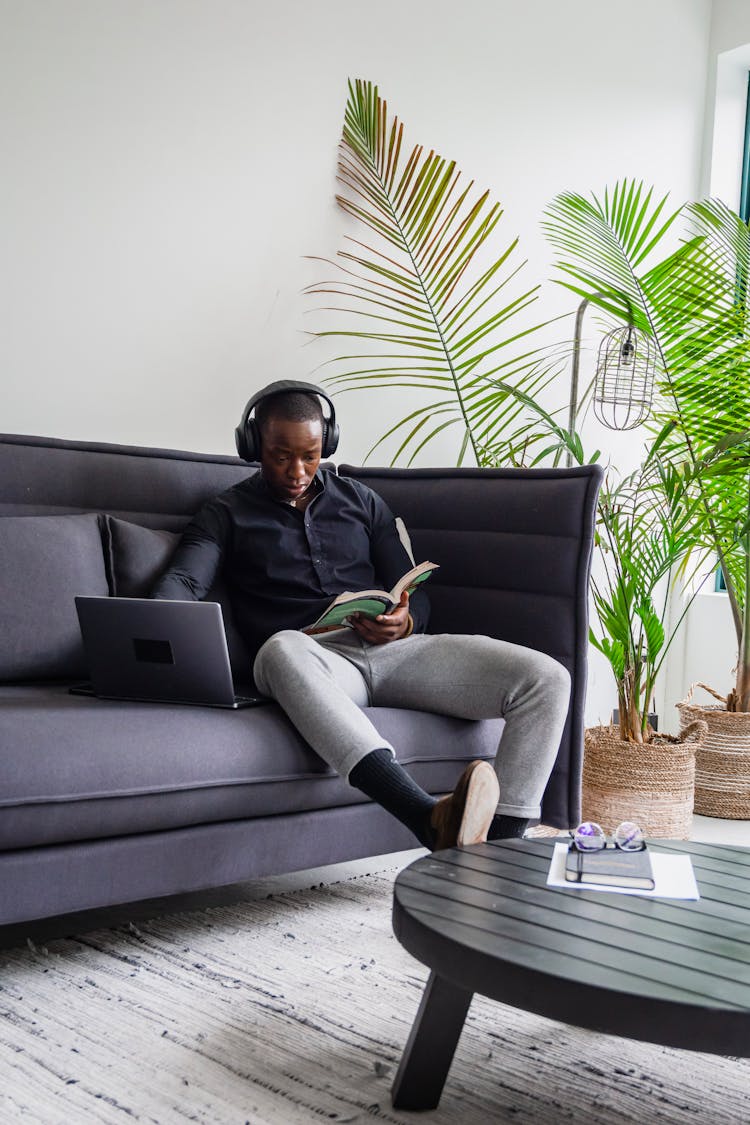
[391,561,439,601]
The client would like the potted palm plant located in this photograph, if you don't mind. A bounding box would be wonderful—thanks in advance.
[583,456,708,836]
[543,187,750,818]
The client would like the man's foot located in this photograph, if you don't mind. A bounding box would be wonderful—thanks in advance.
[429,760,500,850]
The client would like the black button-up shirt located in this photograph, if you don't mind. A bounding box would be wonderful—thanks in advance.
[151,469,429,662]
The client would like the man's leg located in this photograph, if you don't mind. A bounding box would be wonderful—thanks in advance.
[253,630,497,848]
[254,629,382,780]
[354,633,571,832]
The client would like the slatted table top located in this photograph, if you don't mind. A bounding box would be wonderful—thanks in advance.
[392,838,750,1056]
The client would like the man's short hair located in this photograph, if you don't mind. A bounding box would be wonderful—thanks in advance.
[255,391,324,435]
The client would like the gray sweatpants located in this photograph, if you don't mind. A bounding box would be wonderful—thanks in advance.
[254,628,570,819]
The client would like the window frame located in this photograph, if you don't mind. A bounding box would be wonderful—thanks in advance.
[740,71,750,225]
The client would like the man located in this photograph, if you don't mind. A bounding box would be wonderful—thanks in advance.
[152,380,570,850]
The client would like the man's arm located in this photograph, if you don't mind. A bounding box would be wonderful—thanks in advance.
[150,504,228,601]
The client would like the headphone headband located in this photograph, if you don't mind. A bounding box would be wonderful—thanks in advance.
[234,380,339,462]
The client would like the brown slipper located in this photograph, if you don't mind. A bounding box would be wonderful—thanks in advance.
[430,760,500,850]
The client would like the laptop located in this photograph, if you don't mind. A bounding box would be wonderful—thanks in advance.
[72,596,268,709]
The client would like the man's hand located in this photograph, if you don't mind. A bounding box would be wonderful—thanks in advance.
[350,590,411,645]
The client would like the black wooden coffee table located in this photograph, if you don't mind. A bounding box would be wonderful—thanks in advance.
[391,838,750,1110]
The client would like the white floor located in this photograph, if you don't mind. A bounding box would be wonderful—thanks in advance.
[689,813,750,845]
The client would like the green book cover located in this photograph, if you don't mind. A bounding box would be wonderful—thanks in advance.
[304,561,438,634]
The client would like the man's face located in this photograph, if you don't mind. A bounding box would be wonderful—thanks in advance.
[259,416,323,502]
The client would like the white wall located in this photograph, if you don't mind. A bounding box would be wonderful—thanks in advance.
[710,0,750,54]
[1,0,715,725]
[2,0,711,464]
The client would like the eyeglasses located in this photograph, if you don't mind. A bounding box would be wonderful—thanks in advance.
[571,820,645,853]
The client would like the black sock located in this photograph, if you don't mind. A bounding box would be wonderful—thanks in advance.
[487,814,529,841]
[349,748,437,848]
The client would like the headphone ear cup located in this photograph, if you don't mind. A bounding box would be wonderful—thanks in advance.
[234,416,261,462]
[322,420,340,458]
[244,418,262,463]
[234,423,246,460]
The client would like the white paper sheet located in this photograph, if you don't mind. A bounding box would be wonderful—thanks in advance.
[546,842,700,900]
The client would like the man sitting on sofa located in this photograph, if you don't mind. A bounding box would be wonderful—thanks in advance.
[151,380,571,851]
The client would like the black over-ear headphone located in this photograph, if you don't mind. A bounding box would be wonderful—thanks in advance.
[234,379,340,462]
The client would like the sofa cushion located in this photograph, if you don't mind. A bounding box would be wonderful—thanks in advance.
[0,684,503,850]
[104,516,180,597]
[103,515,253,679]
[0,514,109,681]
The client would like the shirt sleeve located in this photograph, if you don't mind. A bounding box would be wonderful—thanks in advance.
[150,500,229,601]
[366,489,431,634]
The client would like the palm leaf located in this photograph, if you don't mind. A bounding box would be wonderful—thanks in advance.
[306,79,554,466]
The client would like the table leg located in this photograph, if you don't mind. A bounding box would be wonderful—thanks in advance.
[391,970,473,1110]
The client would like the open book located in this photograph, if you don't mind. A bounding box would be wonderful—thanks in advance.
[304,561,439,634]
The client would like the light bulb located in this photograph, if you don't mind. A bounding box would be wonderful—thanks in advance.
[620,339,635,366]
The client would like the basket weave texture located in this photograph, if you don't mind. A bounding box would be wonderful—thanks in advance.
[582,721,707,839]
[677,684,750,819]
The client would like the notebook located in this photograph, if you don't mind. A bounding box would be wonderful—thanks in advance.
[564,841,655,890]
[72,596,268,709]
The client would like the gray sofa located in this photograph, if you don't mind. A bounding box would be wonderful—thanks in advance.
[0,433,601,928]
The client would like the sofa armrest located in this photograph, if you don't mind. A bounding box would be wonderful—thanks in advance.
[338,464,603,829]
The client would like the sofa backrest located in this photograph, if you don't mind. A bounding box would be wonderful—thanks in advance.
[339,464,599,661]
[0,432,254,526]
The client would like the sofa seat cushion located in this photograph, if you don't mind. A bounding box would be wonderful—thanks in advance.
[0,685,502,850]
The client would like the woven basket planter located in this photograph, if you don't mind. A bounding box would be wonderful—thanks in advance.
[582,720,707,839]
[677,684,750,819]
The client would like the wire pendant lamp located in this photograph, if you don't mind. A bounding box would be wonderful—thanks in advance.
[565,293,658,465]
[593,323,656,431]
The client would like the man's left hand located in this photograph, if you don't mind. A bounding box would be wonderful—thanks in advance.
[350,591,411,646]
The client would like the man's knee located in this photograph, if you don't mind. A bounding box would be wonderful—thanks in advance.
[536,652,571,702]
[508,644,569,699]
[254,629,313,685]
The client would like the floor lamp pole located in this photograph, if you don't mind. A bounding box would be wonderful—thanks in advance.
[566,297,592,469]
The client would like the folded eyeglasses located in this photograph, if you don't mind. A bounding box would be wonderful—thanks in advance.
[570,820,646,853]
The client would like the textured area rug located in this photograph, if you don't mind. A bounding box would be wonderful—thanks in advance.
[1,866,749,1124]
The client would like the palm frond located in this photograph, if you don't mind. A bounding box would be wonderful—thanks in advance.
[306,78,554,465]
